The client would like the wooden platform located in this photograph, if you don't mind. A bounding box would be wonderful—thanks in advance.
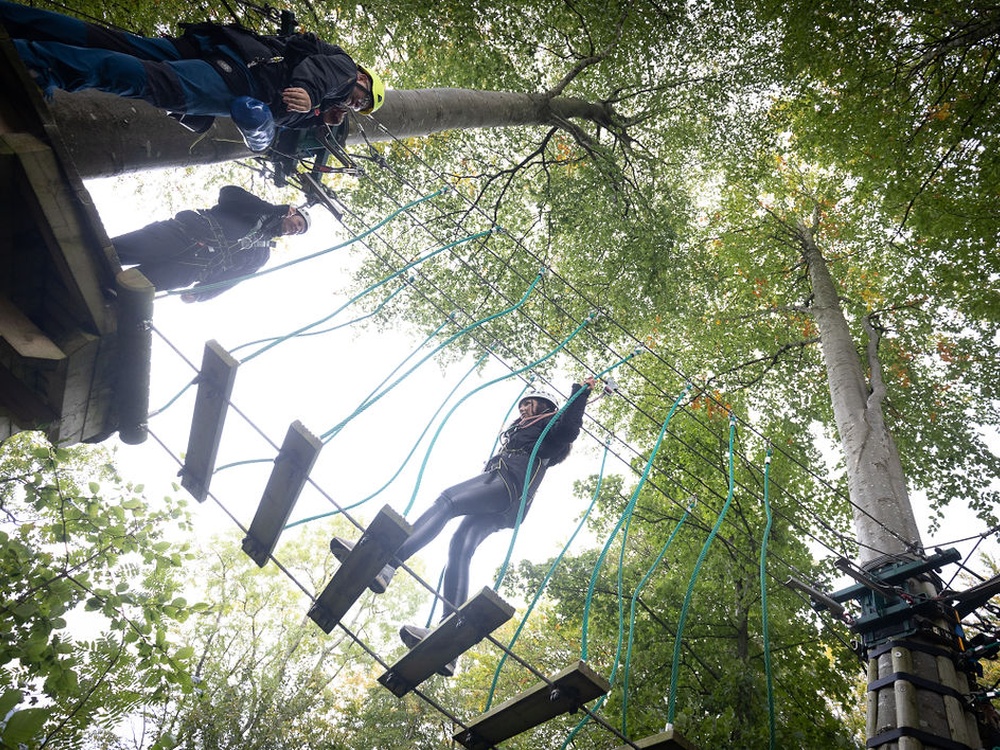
[379,587,515,696]
[611,729,699,750]
[308,505,411,633]
[180,340,238,502]
[0,31,146,445]
[242,420,323,567]
[453,660,610,749]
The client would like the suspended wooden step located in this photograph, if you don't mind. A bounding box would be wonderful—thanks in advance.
[453,660,610,750]
[378,587,515,696]
[308,505,411,634]
[180,340,238,502]
[242,420,323,567]
[610,728,699,750]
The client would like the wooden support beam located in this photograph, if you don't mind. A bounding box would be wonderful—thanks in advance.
[180,340,238,502]
[0,295,65,361]
[308,505,411,634]
[453,661,610,750]
[609,729,699,750]
[379,587,515,696]
[242,420,323,567]
[114,269,153,445]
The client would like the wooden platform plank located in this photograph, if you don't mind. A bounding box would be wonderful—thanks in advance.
[308,505,411,634]
[453,660,610,750]
[180,340,238,502]
[610,729,699,750]
[242,420,323,567]
[0,295,65,360]
[2,132,108,332]
[378,587,515,696]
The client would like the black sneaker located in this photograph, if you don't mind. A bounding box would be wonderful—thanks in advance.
[399,624,456,677]
[328,536,396,594]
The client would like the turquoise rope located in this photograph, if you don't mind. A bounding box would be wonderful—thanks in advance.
[319,315,458,444]
[229,281,407,357]
[493,348,647,594]
[484,441,611,711]
[667,412,737,724]
[761,447,776,749]
[321,267,538,446]
[580,383,692,661]
[621,500,693,736]
[281,352,487,530]
[243,229,492,365]
[157,187,447,299]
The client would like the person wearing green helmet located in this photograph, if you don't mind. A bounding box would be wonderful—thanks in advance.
[1,0,384,151]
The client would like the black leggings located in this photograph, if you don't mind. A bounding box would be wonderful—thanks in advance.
[397,468,533,616]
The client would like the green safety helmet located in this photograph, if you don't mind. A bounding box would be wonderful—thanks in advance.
[357,65,385,114]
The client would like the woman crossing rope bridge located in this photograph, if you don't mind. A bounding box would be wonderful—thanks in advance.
[329,376,597,675]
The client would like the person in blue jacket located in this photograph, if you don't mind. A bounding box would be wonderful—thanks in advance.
[0,0,385,150]
[113,185,310,301]
[330,377,595,675]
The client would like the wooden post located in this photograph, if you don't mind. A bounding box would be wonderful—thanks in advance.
[114,268,153,445]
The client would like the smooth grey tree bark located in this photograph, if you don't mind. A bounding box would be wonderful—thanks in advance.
[51,88,615,179]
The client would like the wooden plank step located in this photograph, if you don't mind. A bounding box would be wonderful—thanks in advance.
[610,729,699,750]
[242,420,323,567]
[378,587,515,696]
[180,340,238,502]
[0,295,65,361]
[308,505,411,634]
[453,660,610,750]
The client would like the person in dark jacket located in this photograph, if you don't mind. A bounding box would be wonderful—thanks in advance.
[329,377,595,675]
[112,185,310,302]
[0,0,385,150]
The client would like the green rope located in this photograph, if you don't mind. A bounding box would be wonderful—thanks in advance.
[281,351,487,530]
[761,446,776,749]
[621,499,693,736]
[484,440,611,711]
[157,187,447,299]
[321,266,536,445]
[580,383,692,661]
[244,229,492,366]
[493,347,647,594]
[667,412,737,724]
[317,315,457,444]
[229,280,407,357]
[213,457,272,473]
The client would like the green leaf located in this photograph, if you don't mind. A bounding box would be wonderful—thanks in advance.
[1,707,51,745]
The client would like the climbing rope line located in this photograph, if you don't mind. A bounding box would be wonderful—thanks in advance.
[761,447,776,750]
[228,278,409,358]
[319,270,541,446]
[667,412,737,725]
[283,351,489,529]
[484,439,612,711]
[356,126,917,562]
[242,228,493,366]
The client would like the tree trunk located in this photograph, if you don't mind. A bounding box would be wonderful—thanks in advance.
[797,217,921,566]
[51,88,614,179]
[798,218,981,749]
